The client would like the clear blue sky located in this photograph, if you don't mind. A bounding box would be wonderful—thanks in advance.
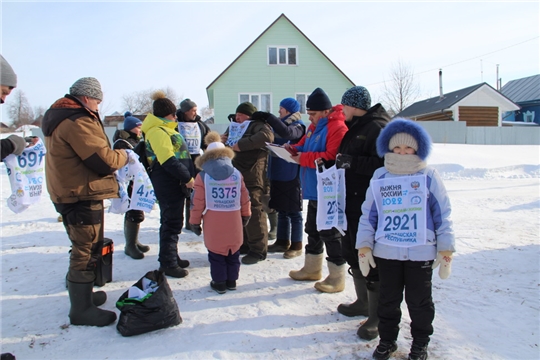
[1,1,538,123]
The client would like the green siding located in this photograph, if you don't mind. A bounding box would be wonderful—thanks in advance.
[207,15,354,125]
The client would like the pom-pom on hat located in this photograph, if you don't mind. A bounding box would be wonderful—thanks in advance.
[69,77,103,101]
[236,102,257,117]
[306,87,332,111]
[205,131,225,151]
[279,97,300,114]
[123,111,142,132]
[179,98,197,113]
[0,55,17,88]
[341,86,371,110]
[376,118,432,160]
[151,90,176,118]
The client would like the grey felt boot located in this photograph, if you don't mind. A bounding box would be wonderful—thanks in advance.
[289,253,323,281]
[357,281,380,340]
[67,281,117,327]
[124,220,144,259]
[337,267,369,317]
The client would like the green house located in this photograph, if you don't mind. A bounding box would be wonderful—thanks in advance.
[206,13,355,125]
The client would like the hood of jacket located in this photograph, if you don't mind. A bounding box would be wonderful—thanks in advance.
[141,113,178,135]
[195,146,235,180]
[42,95,99,136]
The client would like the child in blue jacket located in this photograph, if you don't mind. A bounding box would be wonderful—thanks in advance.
[356,118,455,360]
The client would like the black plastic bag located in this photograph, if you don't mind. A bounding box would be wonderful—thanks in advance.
[116,270,182,336]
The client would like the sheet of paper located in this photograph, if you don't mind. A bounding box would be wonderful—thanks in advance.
[265,143,298,164]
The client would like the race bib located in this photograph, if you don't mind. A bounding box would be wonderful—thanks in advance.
[178,122,202,155]
[372,175,427,247]
[225,121,251,147]
[4,138,46,213]
[109,150,156,214]
[316,165,347,234]
[204,169,242,212]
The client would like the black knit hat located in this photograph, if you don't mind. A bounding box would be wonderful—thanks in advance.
[306,87,332,111]
[236,102,257,116]
[151,90,176,118]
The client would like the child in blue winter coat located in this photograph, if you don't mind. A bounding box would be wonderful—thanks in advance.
[356,118,455,360]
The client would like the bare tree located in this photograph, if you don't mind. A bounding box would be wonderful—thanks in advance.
[122,87,181,115]
[381,60,420,116]
[7,90,34,128]
[199,105,214,121]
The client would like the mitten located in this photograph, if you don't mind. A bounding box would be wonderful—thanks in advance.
[251,111,270,122]
[190,224,202,236]
[358,247,376,277]
[126,209,145,223]
[7,135,26,156]
[227,114,236,122]
[242,216,251,227]
[336,153,353,170]
[432,251,453,279]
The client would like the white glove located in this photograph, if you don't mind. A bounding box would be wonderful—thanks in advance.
[432,251,453,279]
[358,247,376,277]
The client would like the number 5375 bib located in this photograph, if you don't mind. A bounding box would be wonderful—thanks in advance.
[371,175,427,248]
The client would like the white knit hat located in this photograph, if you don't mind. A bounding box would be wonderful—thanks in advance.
[389,133,418,151]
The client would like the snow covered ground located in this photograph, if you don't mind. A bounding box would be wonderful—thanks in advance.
[1,143,539,360]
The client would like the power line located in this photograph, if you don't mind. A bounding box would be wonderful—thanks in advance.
[366,36,539,87]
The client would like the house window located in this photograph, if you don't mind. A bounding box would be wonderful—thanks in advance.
[268,46,297,65]
[523,110,535,123]
[239,93,272,112]
[295,93,310,114]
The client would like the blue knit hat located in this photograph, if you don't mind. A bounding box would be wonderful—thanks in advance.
[341,86,371,110]
[123,111,142,132]
[306,88,332,111]
[279,97,300,114]
[376,118,432,160]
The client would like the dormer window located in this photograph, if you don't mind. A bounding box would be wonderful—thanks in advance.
[268,46,297,65]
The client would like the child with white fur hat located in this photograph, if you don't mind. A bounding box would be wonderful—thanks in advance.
[189,131,251,294]
[355,118,455,360]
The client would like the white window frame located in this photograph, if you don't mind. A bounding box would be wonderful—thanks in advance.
[239,93,272,112]
[267,46,298,66]
[295,93,310,114]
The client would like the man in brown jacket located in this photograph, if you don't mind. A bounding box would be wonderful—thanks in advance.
[221,102,274,264]
[42,77,128,327]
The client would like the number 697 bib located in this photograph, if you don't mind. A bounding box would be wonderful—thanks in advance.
[372,175,427,248]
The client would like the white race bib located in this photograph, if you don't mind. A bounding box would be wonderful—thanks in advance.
[109,150,156,214]
[204,169,242,212]
[4,138,47,213]
[372,175,427,247]
[225,121,251,147]
[316,165,347,234]
[178,122,202,155]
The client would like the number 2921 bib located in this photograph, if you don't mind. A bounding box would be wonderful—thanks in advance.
[372,175,427,248]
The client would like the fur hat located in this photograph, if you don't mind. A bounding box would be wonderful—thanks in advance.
[376,118,432,160]
[279,97,300,114]
[151,90,176,118]
[69,77,103,101]
[0,55,17,88]
[195,131,235,170]
[123,111,142,131]
[306,87,332,111]
[236,102,257,117]
[341,86,371,110]
[179,98,197,113]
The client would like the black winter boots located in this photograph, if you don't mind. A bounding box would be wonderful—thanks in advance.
[337,267,369,317]
[408,341,429,360]
[67,281,116,327]
[268,239,290,253]
[373,340,398,360]
[124,220,144,259]
[357,280,380,340]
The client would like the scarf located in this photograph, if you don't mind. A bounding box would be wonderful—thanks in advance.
[384,153,427,175]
